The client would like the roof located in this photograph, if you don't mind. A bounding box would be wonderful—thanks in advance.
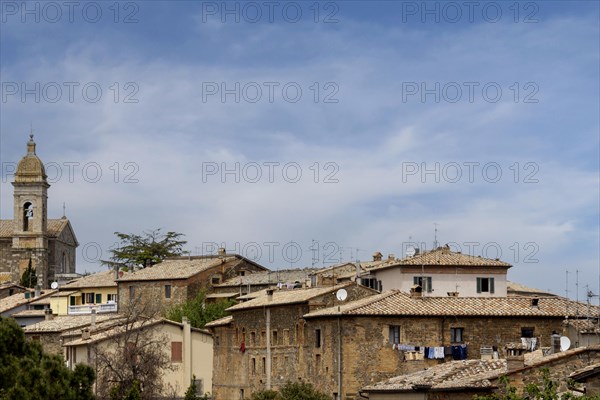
[570,362,600,381]
[227,282,356,311]
[206,292,239,299]
[62,270,120,289]
[304,290,600,318]
[0,282,26,291]
[63,318,211,346]
[23,314,121,333]
[0,219,72,239]
[364,346,600,393]
[216,268,318,287]
[363,359,506,392]
[0,290,57,314]
[116,255,255,282]
[564,319,600,333]
[205,315,233,328]
[370,246,511,272]
[507,281,557,297]
[12,309,47,318]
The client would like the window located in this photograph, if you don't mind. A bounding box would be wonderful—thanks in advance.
[107,294,118,303]
[413,276,433,292]
[240,389,245,400]
[262,357,266,374]
[251,358,256,375]
[171,341,182,363]
[315,354,321,371]
[521,327,534,338]
[70,296,76,306]
[95,293,102,304]
[165,285,172,299]
[389,325,401,344]
[23,202,33,231]
[315,329,322,348]
[129,286,135,300]
[261,330,266,346]
[450,327,464,343]
[272,330,278,345]
[250,331,256,346]
[272,356,277,372]
[83,293,95,304]
[476,277,495,293]
[211,275,221,285]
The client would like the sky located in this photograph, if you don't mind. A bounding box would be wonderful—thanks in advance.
[0,1,598,299]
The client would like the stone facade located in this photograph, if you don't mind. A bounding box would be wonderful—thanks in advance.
[0,136,78,288]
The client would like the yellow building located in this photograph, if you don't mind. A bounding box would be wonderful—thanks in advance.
[50,270,121,316]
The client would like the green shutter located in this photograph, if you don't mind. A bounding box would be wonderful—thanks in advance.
[413,276,419,285]
[476,278,482,293]
[96,293,102,304]
[70,296,75,306]
[427,277,432,293]
[490,278,495,294]
[81,293,85,304]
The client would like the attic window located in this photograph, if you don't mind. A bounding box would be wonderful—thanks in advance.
[211,275,221,285]
[531,298,539,307]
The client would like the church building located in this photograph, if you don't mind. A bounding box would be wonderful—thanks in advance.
[0,135,78,288]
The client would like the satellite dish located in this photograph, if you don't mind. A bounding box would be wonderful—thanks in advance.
[50,281,59,290]
[336,288,348,301]
[560,336,571,351]
[406,247,416,257]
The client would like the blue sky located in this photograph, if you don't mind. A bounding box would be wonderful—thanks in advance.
[0,1,598,298]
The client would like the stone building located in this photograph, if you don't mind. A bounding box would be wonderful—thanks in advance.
[209,286,599,400]
[206,282,378,400]
[115,254,268,312]
[0,136,78,288]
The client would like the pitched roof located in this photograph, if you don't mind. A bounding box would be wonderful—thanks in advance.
[564,319,600,333]
[370,246,511,272]
[0,219,72,239]
[0,290,57,314]
[364,346,600,393]
[304,290,599,318]
[62,270,121,289]
[363,359,506,392]
[116,256,239,282]
[227,282,356,311]
[24,314,122,333]
[507,281,557,297]
[205,315,233,328]
[216,268,318,287]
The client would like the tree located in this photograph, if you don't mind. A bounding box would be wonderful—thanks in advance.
[0,316,95,400]
[251,381,330,400]
[183,376,211,400]
[20,257,37,288]
[101,229,187,269]
[165,290,235,329]
[94,295,174,400]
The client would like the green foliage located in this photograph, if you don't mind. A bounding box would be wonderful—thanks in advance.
[20,258,37,288]
[101,229,187,268]
[251,381,330,400]
[183,376,211,400]
[166,290,235,329]
[473,369,600,400]
[0,317,95,400]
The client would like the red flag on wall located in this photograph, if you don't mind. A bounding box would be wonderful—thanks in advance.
[240,341,246,353]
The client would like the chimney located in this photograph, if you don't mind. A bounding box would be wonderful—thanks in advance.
[44,308,53,321]
[82,328,91,340]
[90,309,97,328]
[410,285,423,299]
[373,252,383,262]
[182,317,192,385]
[114,265,119,281]
[266,289,274,301]
[218,247,226,256]
[505,345,526,372]
[34,284,41,298]
[387,253,395,262]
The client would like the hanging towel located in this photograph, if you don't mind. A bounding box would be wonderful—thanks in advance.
[434,347,445,359]
[444,346,453,356]
[531,338,537,351]
[460,344,468,360]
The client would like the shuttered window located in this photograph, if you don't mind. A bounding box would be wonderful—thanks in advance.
[171,341,182,363]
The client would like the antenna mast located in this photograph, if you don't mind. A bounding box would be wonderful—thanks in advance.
[433,223,439,249]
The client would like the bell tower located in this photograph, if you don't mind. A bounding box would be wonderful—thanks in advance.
[11,135,50,286]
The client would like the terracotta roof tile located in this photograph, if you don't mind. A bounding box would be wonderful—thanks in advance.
[116,256,238,282]
[370,246,511,273]
[205,315,233,327]
[0,219,70,238]
[62,270,121,289]
[0,290,57,314]
[24,314,122,333]
[304,290,599,318]
[216,268,318,287]
[227,283,355,311]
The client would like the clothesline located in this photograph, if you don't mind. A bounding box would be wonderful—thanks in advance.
[391,343,468,360]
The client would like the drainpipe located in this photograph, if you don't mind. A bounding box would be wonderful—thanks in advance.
[183,317,192,386]
[266,289,273,390]
[337,314,342,400]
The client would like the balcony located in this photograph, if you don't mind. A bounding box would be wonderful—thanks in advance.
[68,302,118,315]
